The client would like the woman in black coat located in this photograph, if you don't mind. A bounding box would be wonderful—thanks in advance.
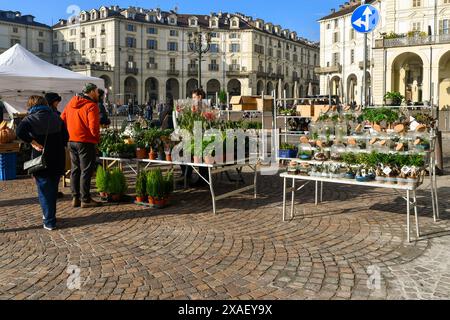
[16,96,69,231]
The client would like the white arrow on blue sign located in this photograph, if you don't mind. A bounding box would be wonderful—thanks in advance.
[351,4,380,33]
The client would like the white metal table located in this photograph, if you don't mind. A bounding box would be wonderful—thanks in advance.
[280,173,425,243]
[99,157,260,215]
[138,159,259,215]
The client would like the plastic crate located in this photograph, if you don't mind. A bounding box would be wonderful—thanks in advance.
[0,153,17,181]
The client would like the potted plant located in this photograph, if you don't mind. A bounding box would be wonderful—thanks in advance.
[135,131,148,160]
[145,128,159,160]
[146,169,174,208]
[135,171,147,203]
[107,168,128,202]
[279,143,298,159]
[384,92,404,106]
[95,166,110,198]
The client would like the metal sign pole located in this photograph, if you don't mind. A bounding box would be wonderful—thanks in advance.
[362,0,367,108]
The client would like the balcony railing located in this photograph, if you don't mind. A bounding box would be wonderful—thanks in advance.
[358,60,374,69]
[314,64,342,74]
[167,70,180,76]
[126,66,138,75]
[209,64,219,71]
[187,64,198,76]
[375,34,450,48]
[146,63,158,70]
[70,63,113,72]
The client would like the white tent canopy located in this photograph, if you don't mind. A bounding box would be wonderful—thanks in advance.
[0,44,104,115]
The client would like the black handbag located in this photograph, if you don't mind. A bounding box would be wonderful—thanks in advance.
[23,118,50,175]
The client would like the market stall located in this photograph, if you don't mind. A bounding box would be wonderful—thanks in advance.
[96,108,262,214]
[274,102,439,242]
[0,44,104,116]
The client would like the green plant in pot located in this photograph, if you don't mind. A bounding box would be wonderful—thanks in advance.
[384,92,404,106]
[107,168,128,202]
[135,171,147,203]
[146,168,174,208]
[145,128,160,160]
[135,131,148,160]
[95,166,110,198]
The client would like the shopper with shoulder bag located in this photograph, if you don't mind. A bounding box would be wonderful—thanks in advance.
[16,96,69,231]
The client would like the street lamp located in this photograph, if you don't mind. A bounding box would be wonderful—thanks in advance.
[188,27,212,90]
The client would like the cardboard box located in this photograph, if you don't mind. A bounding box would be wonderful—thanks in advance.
[230,96,257,111]
[256,96,274,112]
[296,104,314,118]
[312,105,332,121]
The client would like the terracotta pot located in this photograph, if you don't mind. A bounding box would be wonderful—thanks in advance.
[99,192,108,198]
[136,196,146,203]
[111,194,122,202]
[193,156,202,164]
[204,156,215,165]
[136,148,147,160]
[149,151,157,160]
[154,198,168,208]
[165,153,172,162]
[148,197,156,205]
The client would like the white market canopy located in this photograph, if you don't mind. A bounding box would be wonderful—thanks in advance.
[0,44,104,115]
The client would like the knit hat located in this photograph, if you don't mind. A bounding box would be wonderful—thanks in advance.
[82,83,98,94]
[45,92,62,106]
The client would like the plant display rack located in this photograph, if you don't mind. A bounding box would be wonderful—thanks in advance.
[273,102,440,243]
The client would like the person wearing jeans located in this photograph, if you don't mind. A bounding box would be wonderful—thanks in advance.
[16,96,68,231]
[61,83,101,208]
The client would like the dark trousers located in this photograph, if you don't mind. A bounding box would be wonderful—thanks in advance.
[69,142,96,202]
[35,175,60,228]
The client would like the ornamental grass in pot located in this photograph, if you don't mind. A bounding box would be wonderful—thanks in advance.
[107,168,128,202]
[95,166,110,198]
[135,171,147,203]
[146,168,174,208]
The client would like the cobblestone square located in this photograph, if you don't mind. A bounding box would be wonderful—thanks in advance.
[0,168,449,300]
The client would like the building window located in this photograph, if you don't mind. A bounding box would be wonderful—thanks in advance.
[70,29,76,36]
[127,24,136,32]
[68,42,75,51]
[10,39,21,46]
[38,42,44,52]
[167,42,178,51]
[229,33,239,39]
[91,26,95,32]
[230,43,240,53]
[52,44,59,53]
[147,27,157,34]
[412,0,422,7]
[169,58,176,71]
[126,37,136,48]
[350,49,355,64]
[332,52,340,66]
[210,43,219,53]
[334,19,339,28]
[211,32,218,38]
[440,19,450,34]
[100,38,106,50]
[169,30,179,37]
[147,39,158,50]
[39,31,44,37]
[89,38,96,48]
[333,32,339,43]
[12,27,19,33]
[232,20,238,27]
[412,22,422,31]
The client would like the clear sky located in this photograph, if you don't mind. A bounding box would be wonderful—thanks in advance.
[1,0,344,41]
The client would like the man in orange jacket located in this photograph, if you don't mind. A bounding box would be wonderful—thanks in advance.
[61,83,101,208]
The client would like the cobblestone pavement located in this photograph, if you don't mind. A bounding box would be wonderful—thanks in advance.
[0,168,449,300]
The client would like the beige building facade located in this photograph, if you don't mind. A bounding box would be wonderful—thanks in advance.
[318,0,450,109]
[0,10,52,62]
[53,6,320,105]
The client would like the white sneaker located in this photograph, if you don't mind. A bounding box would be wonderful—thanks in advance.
[43,225,56,231]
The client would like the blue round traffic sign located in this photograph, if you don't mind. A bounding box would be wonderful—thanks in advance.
[351,4,380,34]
